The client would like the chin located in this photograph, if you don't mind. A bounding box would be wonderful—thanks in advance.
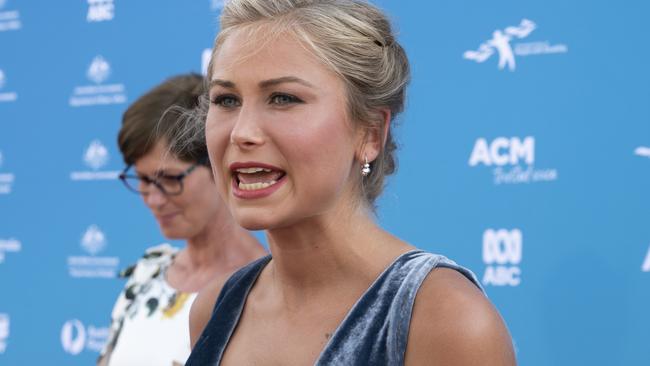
[159,225,188,240]
[233,207,286,231]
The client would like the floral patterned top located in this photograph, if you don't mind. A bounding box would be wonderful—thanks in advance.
[99,243,197,366]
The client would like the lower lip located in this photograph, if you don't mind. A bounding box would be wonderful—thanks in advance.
[232,175,286,199]
[158,214,178,225]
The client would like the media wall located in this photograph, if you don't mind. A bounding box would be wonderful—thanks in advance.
[1,1,648,365]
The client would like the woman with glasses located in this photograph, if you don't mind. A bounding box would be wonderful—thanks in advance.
[98,73,266,366]
[184,0,515,365]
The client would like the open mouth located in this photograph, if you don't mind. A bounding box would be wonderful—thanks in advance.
[233,167,286,191]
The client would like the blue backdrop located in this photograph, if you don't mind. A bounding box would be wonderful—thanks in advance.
[1,0,648,365]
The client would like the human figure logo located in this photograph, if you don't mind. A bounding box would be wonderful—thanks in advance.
[81,225,106,256]
[642,246,650,272]
[61,319,86,355]
[87,56,111,84]
[464,19,567,71]
[83,140,109,171]
[464,19,535,71]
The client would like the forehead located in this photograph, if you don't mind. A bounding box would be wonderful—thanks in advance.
[210,26,339,87]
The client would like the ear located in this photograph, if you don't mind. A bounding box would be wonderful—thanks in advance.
[357,108,391,162]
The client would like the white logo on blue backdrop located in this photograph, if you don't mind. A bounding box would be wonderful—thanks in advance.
[81,225,106,256]
[87,0,114,23]
[482,229,522,286]
[469,136,558,185]
[642,246,650,272]
[87,56,111,84]
[202,48,212,76]
[61,319,86,355]
[70,140,120,181]
[0,149,16,194]
[0,0,21,32]
[0,69,18,103]
[0,313,9,354]
[67,225,119,279]
[464,19,567,71]
[635,146,650,159]
[61,319,108,356]
[84,140,109,171]
[0,237,21,264]
[69,56,127,107]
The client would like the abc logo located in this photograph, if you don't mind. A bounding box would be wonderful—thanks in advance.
[469,137,535,167]
[482,229,522,286]
[61,319,86,355]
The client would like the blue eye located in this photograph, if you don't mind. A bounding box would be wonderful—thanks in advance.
[212,94,241,108]
[270,93,302,105]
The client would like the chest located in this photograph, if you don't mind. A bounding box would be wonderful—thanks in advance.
[220,300,351,366]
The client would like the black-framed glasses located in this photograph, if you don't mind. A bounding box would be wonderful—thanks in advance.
[118,162,202,196]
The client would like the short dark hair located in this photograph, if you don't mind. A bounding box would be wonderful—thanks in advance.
[118,73,207,165]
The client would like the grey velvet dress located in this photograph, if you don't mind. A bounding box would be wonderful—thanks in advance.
[185,250,482,365]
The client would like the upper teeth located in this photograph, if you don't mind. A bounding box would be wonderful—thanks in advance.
[236,167,272,174]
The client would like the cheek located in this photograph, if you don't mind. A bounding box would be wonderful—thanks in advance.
[281,113,356,193]
[205,112,231,187]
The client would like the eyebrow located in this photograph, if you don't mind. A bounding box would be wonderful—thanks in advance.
[209,76,315,90]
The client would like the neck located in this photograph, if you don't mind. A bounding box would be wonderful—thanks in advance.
[265,202,405,299]
[183,208,260,271]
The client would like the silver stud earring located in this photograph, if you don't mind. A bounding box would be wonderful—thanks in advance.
[361,155,371,176]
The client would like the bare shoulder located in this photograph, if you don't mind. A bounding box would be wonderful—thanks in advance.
[189,272,230,348]
[404,267,516,366]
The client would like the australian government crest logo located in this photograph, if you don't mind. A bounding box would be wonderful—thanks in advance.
[0,69,18,103]
[67,225,119,279]
[0,150,16,194]
[464,19,568,71]
[70,139,121,181]
[469,136,558,185]
[69,56,127,107]
[0,0,22,32]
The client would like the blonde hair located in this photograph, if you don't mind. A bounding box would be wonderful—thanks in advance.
[199,0,410,207]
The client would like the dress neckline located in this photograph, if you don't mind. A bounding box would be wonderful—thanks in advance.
[220,249,422,364]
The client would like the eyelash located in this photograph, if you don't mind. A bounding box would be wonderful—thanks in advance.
[269,93,303,106]
[211,94,240,108]
[210,93,304,108]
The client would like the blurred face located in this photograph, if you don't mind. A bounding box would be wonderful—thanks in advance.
[206,29,361,230]
[133,141,222,239]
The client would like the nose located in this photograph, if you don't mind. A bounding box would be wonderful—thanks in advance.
[142,185,168,208]
[230,104,265,150]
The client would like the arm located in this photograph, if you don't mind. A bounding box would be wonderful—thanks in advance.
[405,268,516,366]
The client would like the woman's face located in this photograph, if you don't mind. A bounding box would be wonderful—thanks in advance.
[206,29,361,230]
[134,141,223,239]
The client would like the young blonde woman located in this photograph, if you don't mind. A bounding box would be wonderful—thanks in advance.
[186,1,516,365]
